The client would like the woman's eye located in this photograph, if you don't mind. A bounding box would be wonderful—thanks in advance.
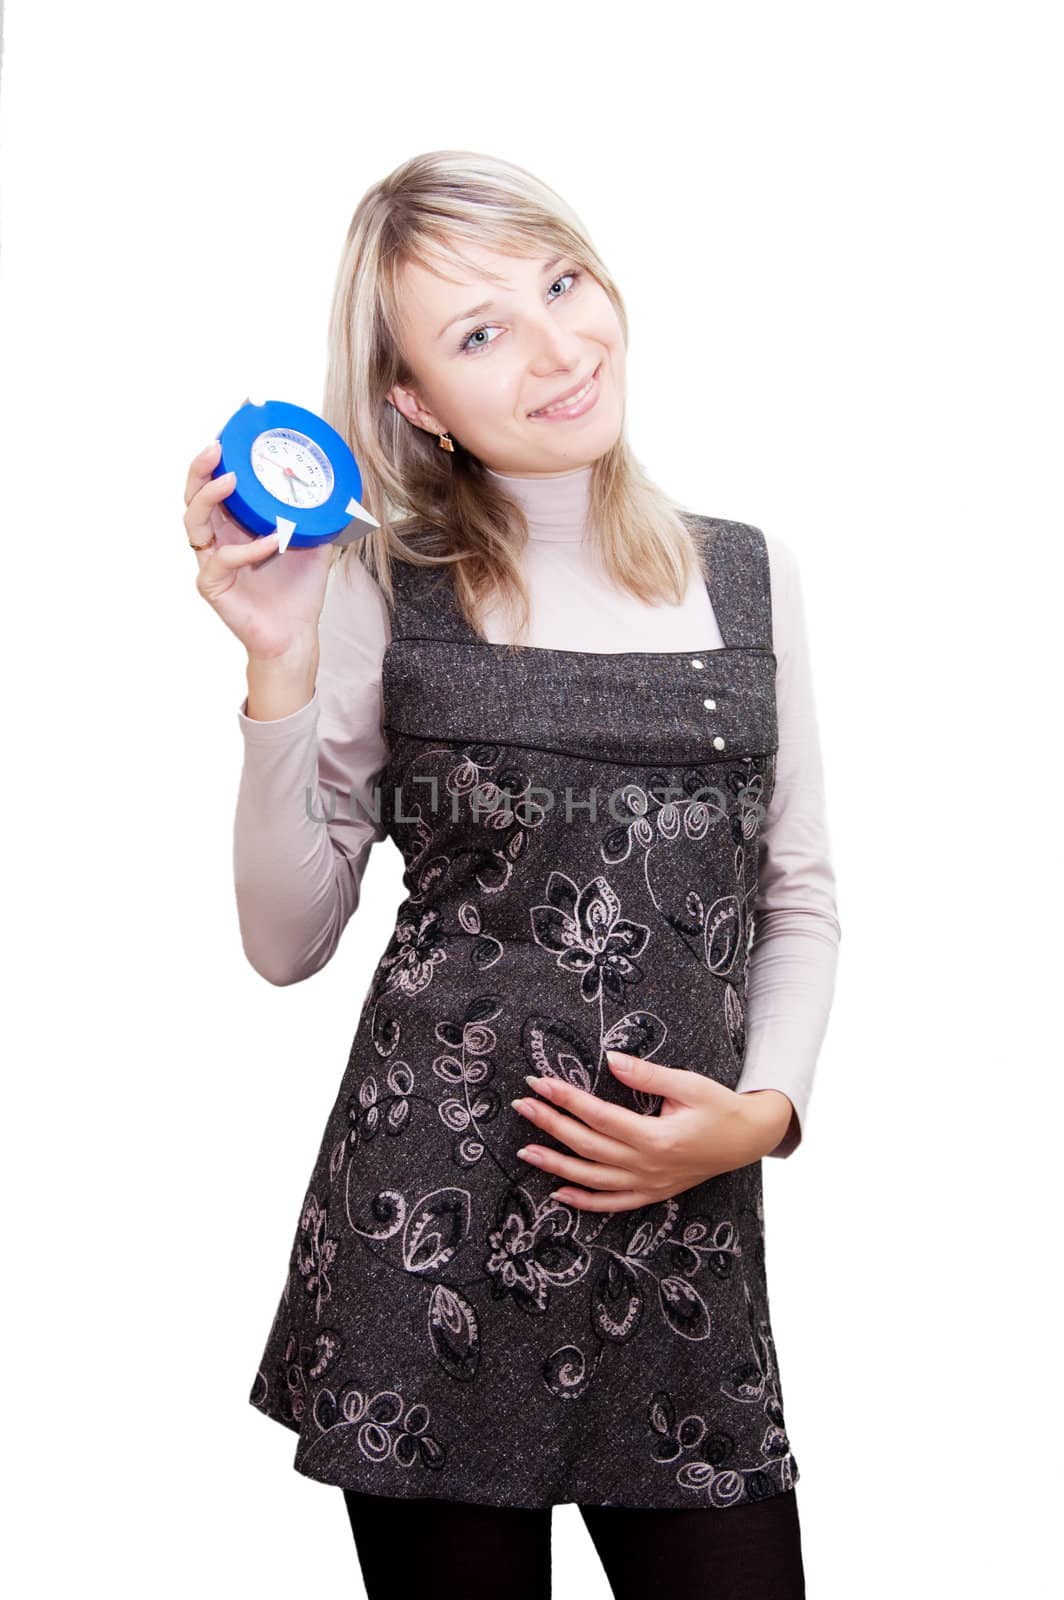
[461,324,503,353]
[547,271,578,301]
[460,270,581,354]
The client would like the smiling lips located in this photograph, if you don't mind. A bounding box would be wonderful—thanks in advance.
[529,363,602,419]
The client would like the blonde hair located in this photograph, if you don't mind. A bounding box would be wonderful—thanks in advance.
[323,149,706,646]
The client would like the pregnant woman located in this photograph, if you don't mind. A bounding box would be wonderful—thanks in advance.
[185,149,840,1599]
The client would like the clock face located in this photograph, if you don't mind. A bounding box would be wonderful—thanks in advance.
[250,426,335,508]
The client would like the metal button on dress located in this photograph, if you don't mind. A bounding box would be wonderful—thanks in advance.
[713,735,726,750]
[691,658,704,669]
[703,698,717,710]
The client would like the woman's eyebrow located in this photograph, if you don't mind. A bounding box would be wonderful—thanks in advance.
[435,255,568,341]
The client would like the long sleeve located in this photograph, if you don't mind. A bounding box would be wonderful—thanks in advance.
[232,554,392,986]
[734,535,842,1157]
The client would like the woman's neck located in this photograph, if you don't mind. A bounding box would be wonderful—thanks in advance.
[485,464,592,543]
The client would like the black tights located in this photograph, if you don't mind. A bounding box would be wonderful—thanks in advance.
[342,1484,806,1599]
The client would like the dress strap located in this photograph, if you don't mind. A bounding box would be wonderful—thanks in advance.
[384,547,479,645]
[682,514,774,652]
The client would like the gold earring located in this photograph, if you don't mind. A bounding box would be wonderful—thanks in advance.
[437,431,455,453]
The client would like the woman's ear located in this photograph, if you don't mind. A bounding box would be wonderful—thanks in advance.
[387,382,444,438]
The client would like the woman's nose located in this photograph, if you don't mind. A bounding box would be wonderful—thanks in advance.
[525,313,585,372]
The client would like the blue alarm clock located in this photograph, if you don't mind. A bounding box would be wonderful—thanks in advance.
[212,397,379,552]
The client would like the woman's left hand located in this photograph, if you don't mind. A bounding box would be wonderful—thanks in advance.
[511,1051,794,1212]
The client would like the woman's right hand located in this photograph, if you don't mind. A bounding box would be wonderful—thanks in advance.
[184,438,336,662]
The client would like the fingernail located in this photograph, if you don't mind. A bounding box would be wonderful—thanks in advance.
[524,1074,541,1088]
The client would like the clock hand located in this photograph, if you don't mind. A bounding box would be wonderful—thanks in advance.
[253,455,314,490]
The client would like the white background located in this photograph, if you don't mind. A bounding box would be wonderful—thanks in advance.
[1,1,1060,1594]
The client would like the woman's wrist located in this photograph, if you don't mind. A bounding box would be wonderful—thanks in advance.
[736,1089,796,1157]
[245,637,320,722]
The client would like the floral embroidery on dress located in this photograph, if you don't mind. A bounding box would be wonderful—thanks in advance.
[530,871,651,1003]
[645,1276,797,1506]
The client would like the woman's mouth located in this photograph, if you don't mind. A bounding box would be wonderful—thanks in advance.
[528,363,602,421]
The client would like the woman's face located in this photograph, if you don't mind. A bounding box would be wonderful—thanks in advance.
[387,240,626,477]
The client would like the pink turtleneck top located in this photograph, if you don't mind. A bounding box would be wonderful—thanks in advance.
[233,466,841,1159]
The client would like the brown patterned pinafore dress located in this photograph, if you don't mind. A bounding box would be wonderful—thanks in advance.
[248,514,798,1511]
